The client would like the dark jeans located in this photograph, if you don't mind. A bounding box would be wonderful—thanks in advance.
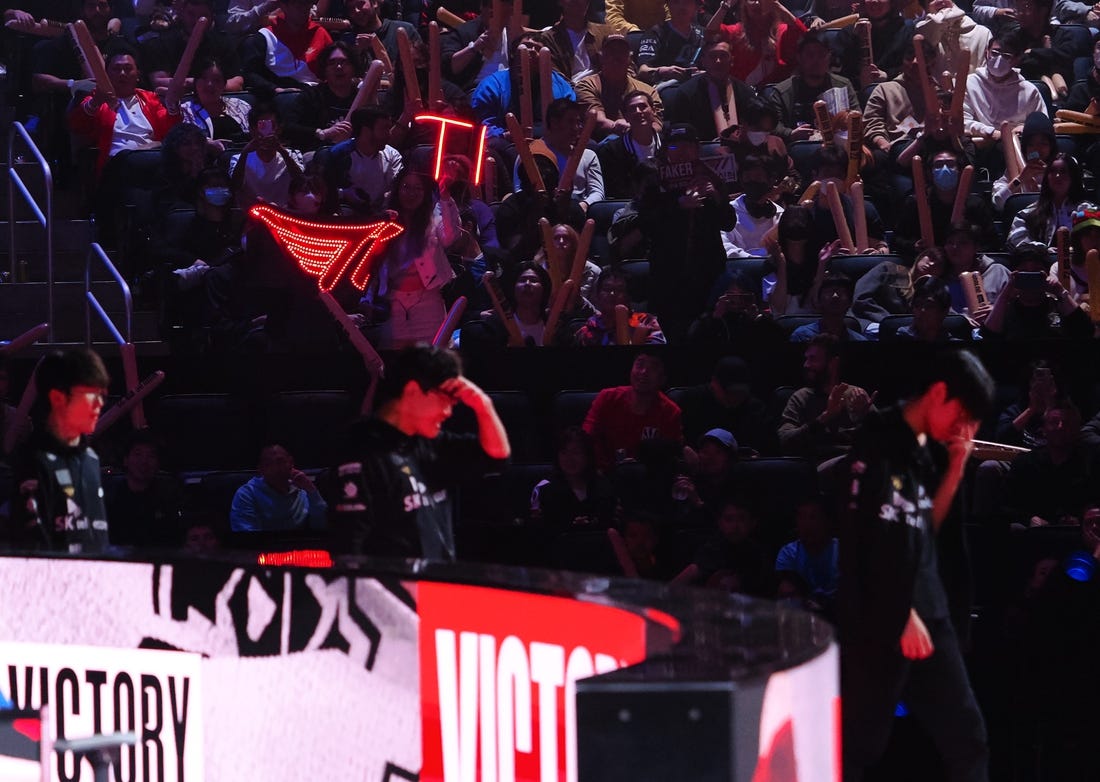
[842,616,989,782]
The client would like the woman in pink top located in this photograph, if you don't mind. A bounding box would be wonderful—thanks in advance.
[361,167,461,348]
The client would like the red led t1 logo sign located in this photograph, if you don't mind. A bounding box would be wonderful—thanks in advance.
[249,204,404,291]
[416,114,487,185]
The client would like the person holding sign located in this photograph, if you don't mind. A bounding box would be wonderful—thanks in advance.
[359,167,462,349]
[638,122,735,339]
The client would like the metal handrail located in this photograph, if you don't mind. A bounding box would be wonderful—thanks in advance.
[7,121,54,341]
[85,242,131,346]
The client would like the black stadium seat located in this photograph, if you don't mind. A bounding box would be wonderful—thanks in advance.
[827,254,895,284]
[487,390,545,463]
[730,457,818,545]
[265,390,356,468]
[619,259,650,308]
[586,199,630,264]
[774,314,863,337]
[150,394,259,471]
[877,314,974,341]
[552,390,598,432]
[1001,193,1040,236]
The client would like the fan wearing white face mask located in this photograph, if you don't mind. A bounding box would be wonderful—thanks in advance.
[961,26,1048,143]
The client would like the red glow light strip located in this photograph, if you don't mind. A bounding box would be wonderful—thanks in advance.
[257,550,334,568]
[472,124,487,186]
[249,204,404,291]
[419,115,474,181]
[415,114,485,184]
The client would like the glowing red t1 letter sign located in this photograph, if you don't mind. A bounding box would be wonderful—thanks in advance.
[416,114,488,186]
[249,204,404,291]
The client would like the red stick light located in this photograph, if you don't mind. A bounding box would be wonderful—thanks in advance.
[249,204,404,291]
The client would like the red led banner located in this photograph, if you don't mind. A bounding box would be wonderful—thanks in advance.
[249,204,404,291]
[418,581,653,782]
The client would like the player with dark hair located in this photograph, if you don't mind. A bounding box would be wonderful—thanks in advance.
[9,349,111,553]
[330,345,510,560]
[840,349,994,781]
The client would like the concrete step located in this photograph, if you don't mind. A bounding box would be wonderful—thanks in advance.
[0,281,162,346]
[6,218,95,253]
[0,220,125,283]
[2,159,88,223]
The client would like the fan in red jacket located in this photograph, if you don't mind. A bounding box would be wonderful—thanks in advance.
[68,47,182,177]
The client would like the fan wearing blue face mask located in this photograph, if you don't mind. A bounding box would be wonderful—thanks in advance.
[155,167,245,297]
[893,149,998,261]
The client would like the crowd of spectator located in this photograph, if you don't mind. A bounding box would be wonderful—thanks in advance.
[6,0,1100,352]
[5,0,1100,772]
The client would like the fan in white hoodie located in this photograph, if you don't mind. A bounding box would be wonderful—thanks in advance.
[962,30,1048,140]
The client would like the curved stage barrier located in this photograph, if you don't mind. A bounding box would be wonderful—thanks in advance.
[0,551,837,781]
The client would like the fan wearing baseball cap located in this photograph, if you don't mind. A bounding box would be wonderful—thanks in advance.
[676,356,777,455]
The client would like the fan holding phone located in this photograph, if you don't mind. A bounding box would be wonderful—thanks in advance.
[981,243,1093,340]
